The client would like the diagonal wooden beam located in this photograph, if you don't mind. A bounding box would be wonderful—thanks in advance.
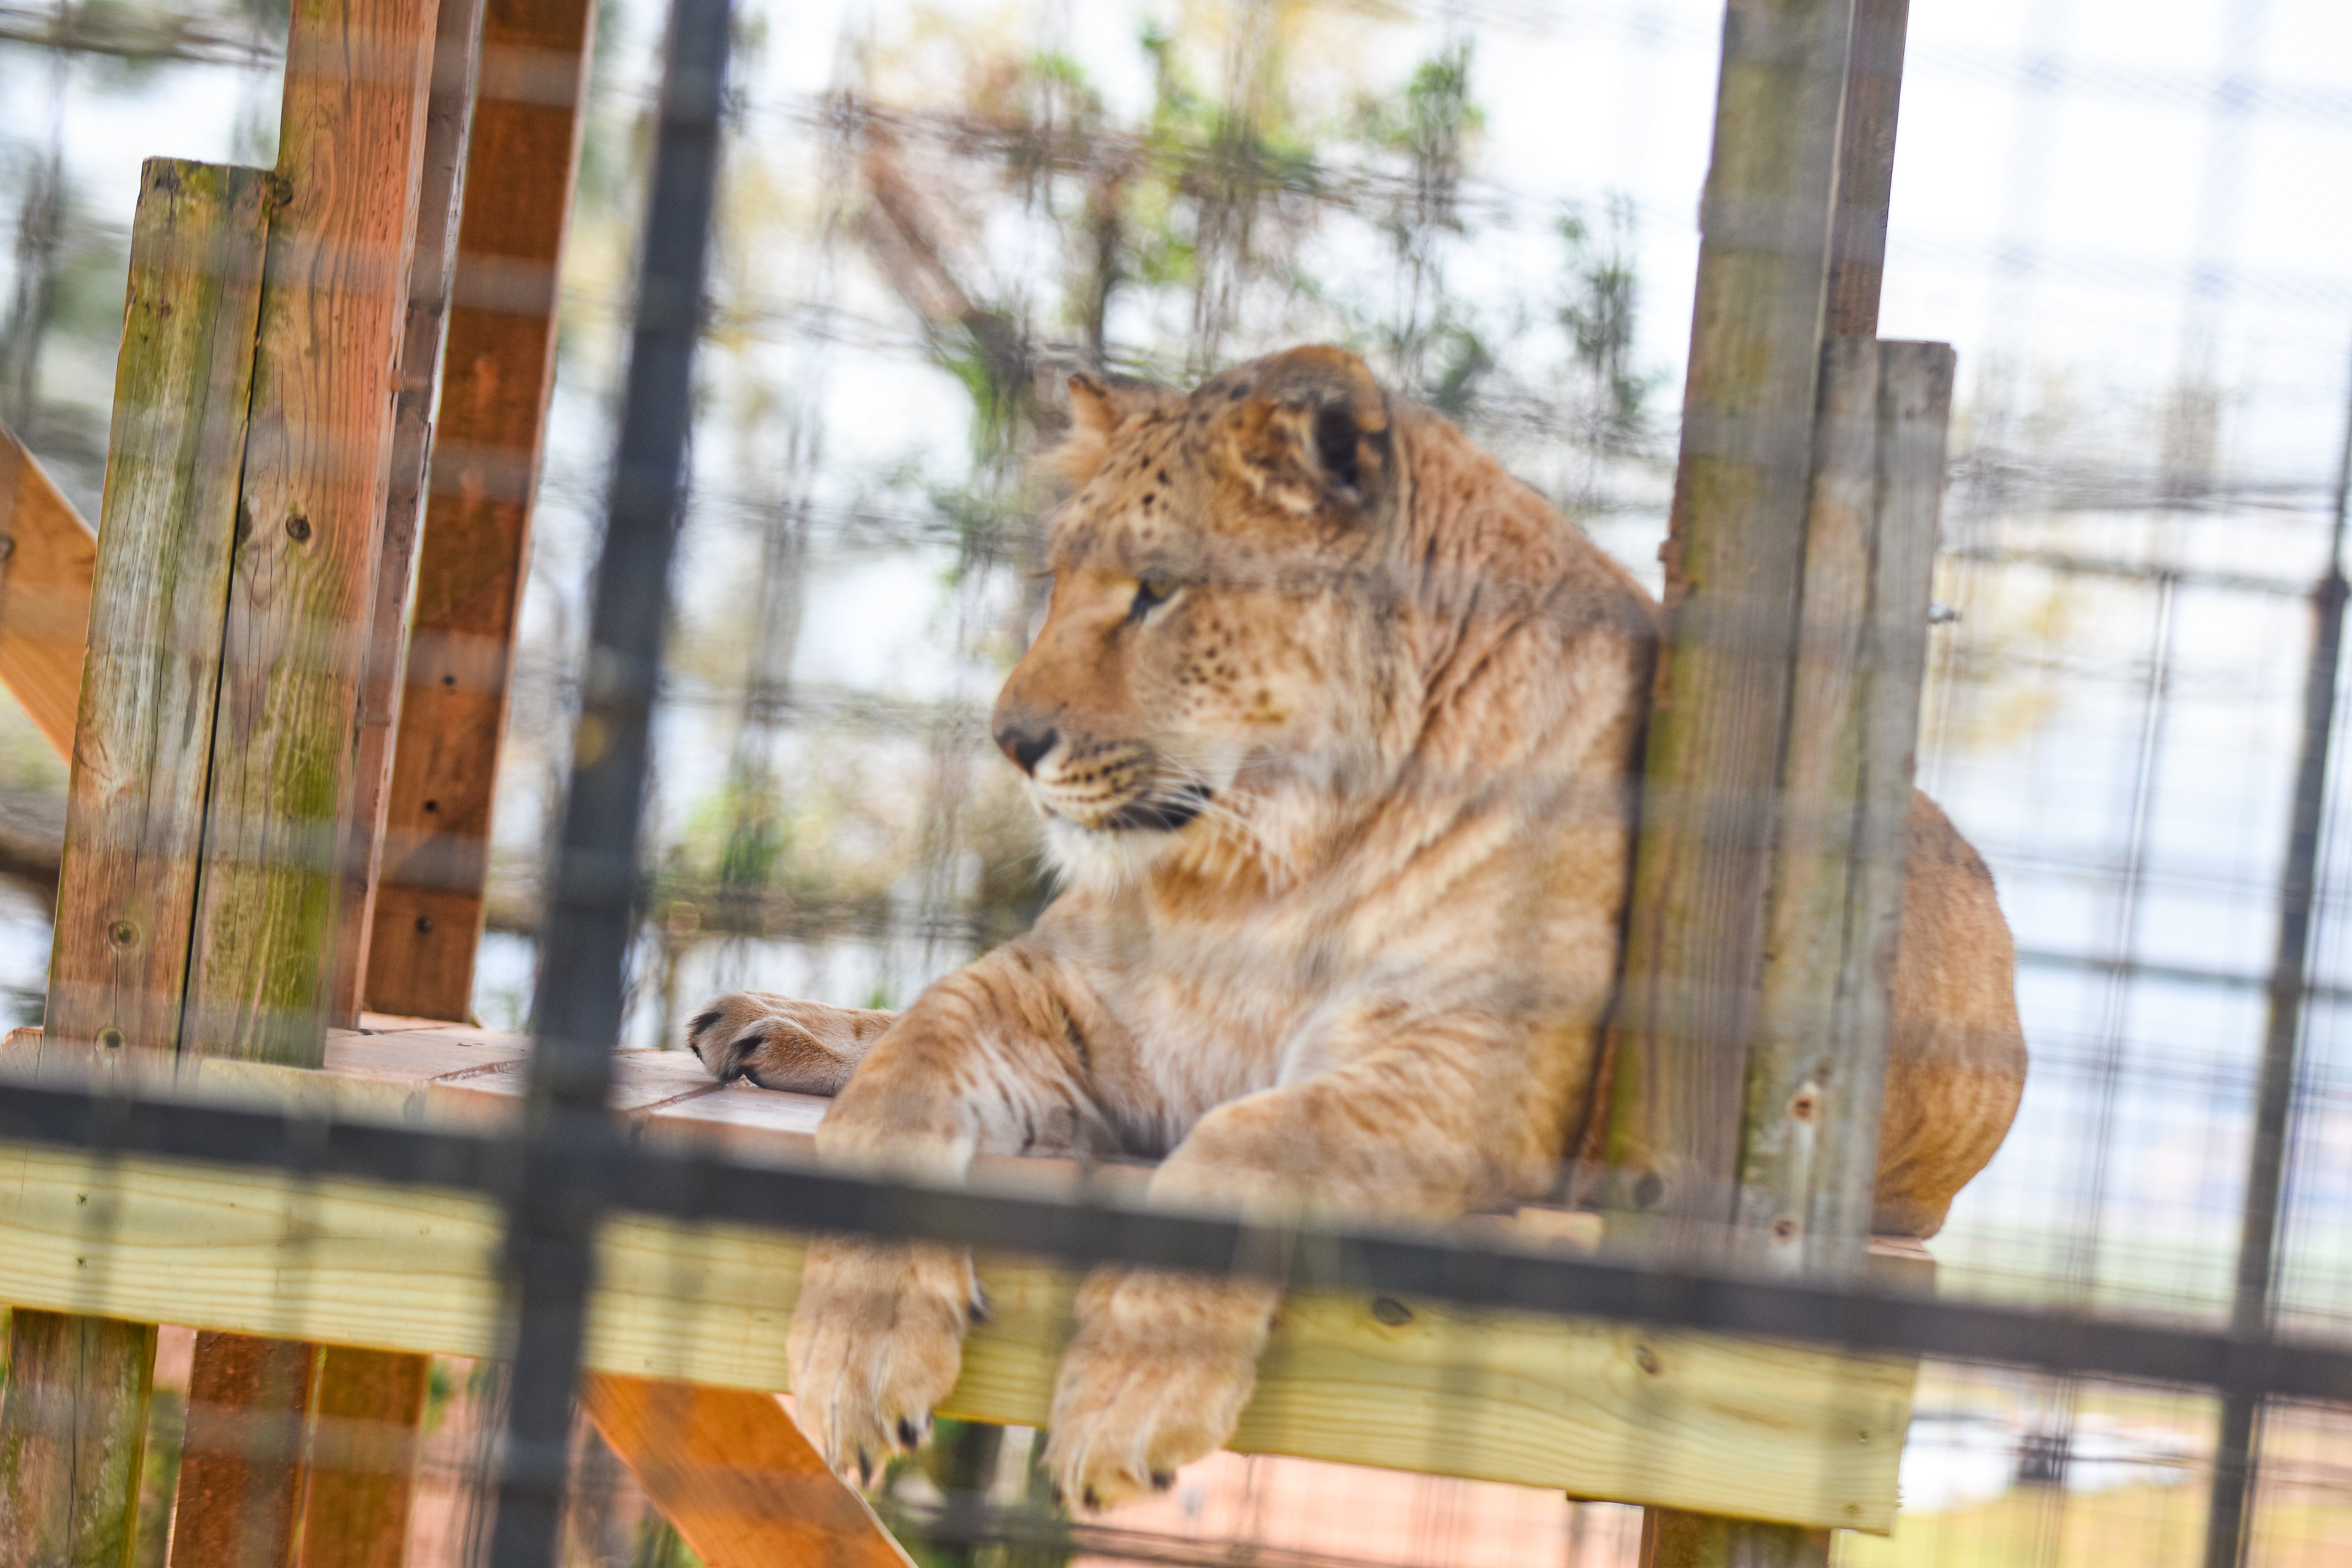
[0,429,94,760]
[580,1374,916,1568]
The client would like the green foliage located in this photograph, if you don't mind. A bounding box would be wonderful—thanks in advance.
[1558,195,1661,443]
[1350,39,1485,170]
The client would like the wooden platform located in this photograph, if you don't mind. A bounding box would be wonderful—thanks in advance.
[0,1019,1922,1534]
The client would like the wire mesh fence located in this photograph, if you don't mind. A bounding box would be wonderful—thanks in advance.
[4,0,2352,1566]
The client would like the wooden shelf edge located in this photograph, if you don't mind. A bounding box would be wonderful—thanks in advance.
[0,1027,1918,1534]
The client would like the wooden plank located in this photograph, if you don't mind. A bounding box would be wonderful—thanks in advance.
[0,1131,1914,1533]
[1738,341,1950,1278]
[10,155,270,1568]
[293,1347,432,1568]
[1824,0,1912,340]
[0,1310,158,1568]
[364,0,598,1022]
[42,159,271,1064]
[0,426,96,759]
[1608,5,1940,1559]
[578,1373,915,1568]
[328,0,492,1031]
[161,6,446,1555]
[167,1332,317,1568]
[1602,0,1862,1237]
[303,0,487,1553]
[181,0,441,1067]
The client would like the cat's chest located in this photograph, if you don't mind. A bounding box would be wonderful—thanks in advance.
[1091,902,1355,1146]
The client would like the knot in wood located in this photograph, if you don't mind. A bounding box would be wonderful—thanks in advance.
[1370,1297,1413,1327]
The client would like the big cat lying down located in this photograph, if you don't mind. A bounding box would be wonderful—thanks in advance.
[685,345,2028,1508]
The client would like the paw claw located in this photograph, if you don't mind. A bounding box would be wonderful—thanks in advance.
[1044,1270,1274,1517]
[786,1240,975,1496]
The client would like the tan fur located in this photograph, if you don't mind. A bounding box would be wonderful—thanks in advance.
[686,346,2028,1507]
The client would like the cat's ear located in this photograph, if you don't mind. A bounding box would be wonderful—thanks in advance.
[1049,371,1175,485]
[1221,346,1392,518]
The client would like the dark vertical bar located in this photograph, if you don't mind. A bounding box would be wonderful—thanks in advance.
[2202,344,2352,1568]
[483,0,731,1557]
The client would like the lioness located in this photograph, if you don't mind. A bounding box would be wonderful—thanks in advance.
[686,345,2027,1507]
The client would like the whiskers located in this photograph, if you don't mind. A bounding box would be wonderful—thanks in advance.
[1021,729,1367,894]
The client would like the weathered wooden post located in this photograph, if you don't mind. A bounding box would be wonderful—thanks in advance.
[4,0,452,1554]
[0,156,273,1568]
[361,0,601,1023]
[1603,0,1951,1563]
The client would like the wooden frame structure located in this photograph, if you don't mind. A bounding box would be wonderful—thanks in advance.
[0,0,1961,1561]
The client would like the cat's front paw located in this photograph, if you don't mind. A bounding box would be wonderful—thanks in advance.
[684,992,894,1094]
[786,1238,984,1485]
[1044,1269,1276,1510]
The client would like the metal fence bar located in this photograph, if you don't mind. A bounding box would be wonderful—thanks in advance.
[484,0,731,1553]
[2202,340,2352,1568]
[3,1078,2351,1405]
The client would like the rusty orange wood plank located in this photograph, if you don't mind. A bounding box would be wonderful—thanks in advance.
[292,1347,434,1568]
[328,0,492,1032]
[363,0,597,1021]
[167,1333,318,1568]
[0,427,96,759]
[579,1373,916,1568]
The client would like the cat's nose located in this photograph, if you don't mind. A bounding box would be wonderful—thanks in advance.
[995,721,1060,775]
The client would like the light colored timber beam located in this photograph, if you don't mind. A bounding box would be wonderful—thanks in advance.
[0,1024,1921,1536]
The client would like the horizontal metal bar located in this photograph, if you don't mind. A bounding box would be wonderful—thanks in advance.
[2015,946,2352,1005]
[0,1075,2347,1403]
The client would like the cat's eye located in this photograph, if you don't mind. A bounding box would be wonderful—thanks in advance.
[1129,576,1179,621]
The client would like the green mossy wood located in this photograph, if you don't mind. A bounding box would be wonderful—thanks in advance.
[44,160,272,1066]
[9,164,271,1567]
[1603,0,1865,1234]
[183,0,439,1067]
[0,1312,160,1568]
